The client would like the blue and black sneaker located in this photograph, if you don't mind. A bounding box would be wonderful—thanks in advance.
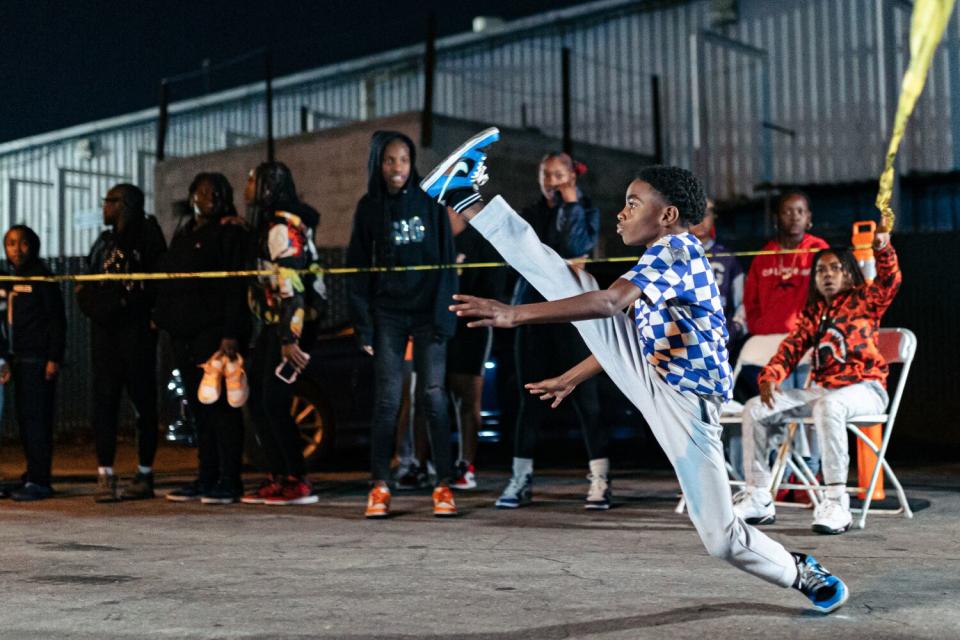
[420,127,500,213]
[792,552,849,613]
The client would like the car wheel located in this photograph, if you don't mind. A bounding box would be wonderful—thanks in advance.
[291,379,335,464]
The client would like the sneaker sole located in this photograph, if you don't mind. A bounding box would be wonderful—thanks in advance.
[452,483,477,491]
[365,510,390,518]
[240,497,268,505]
[434,509,458,517]
[812,583,850,614]
[744,514,776,525]
[165,494,202,502]
[811,522,852,535]
[201,498,237,505]
[419,127,501,193]
[265,495,319,506]
[585,503,611,510]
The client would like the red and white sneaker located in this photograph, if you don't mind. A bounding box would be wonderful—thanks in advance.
[365,485,391,518]
[452,461,477,490]
[432,485,458,517]
[264,477,318,506]
[241,477,283,504]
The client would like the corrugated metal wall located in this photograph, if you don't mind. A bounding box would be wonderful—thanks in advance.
[3,0,960,258]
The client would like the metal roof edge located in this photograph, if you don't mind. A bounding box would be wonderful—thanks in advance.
[0,0,650,157]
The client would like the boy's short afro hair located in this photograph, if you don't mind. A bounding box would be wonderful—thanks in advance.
[636,165,707,227]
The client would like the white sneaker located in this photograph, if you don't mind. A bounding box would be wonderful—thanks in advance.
[732,487,776,525]
[495,473,532,508]
[585,473,611,510]
[812,493,852,535]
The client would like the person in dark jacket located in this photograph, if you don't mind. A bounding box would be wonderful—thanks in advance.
[155,173,250,504]
[76,184,166,502]
[446,208,506,490]
[240,161,321,507]
[0,225,66,502]
[346,130,459,518]
[496,152,610,510]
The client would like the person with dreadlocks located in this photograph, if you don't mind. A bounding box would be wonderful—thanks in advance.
[239,161,321,506]
[734,235,900,535]
[77,183,167,503]
[0,224,66,502]
[346,131,459,518]
[155,172,250,505]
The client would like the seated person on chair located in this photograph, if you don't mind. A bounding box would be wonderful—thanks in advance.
[733,229,900,535]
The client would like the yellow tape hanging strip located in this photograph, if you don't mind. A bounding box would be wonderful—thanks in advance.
[876,0,957,231]
[0,247,864,283]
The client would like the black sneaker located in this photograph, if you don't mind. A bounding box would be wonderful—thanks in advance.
[395,464,428,491]
[420,127,500,213]
[11,482,54,502]
[792,552,849,613]
[94,474,121,503]
[201,482,242,505]
[165,481,209,502]
[123,472,155,500]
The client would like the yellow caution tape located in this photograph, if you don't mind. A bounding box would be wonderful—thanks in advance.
[876,0,957,231]
[0,246,866,283]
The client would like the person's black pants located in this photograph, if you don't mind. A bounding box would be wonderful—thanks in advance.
[514,323,607,461]
[13,358,56,487]
[92,325,159,469]
[369,310,453,484]
[173,330,244,490]
[248,328,306,479]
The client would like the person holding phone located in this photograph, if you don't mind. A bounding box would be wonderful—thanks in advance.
[240,162,320,506]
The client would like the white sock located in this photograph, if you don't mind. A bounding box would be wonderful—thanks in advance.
[588,458,610,478]
[98,467,113,476]
[512,457,533,478]
[826,484,846,500]
[138,466,152,475]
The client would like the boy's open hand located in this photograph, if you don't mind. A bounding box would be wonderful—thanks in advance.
[525,376,577,409]
[450,294,518,329]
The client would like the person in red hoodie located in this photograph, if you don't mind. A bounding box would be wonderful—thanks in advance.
[745,192,829,336]
[734,230,900,535]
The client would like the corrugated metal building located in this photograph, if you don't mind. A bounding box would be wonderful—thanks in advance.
[2,0,960,258]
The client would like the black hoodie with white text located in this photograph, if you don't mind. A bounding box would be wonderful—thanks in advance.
[345,131,457,347]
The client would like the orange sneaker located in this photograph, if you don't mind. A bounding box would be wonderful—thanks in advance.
[432,485,458,517]
[365,485,391,518]
[198,353,225,405]
[223,354,249,408]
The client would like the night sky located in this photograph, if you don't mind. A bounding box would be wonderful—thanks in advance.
[0,0,590,144]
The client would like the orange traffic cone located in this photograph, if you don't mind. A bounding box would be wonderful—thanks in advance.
[857,424,886,500]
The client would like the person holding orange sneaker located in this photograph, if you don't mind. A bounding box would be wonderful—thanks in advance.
[154,172,250,504]
[241,162,320,507]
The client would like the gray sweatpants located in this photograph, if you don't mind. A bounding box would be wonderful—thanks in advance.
[471,196,798,588]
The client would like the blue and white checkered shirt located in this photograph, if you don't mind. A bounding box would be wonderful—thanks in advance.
[620,232,733,399]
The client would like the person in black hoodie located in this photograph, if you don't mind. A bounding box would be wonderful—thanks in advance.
[154,173,250,504]
[76,184,167,503]
[240,161,321,506]
[0,225,66,502]
[346,131,459,518]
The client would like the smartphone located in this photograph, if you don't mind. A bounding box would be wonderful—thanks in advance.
[275,358,300,384]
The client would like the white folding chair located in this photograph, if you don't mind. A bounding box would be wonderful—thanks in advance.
[771,327,917,529]
[675,333,807,513]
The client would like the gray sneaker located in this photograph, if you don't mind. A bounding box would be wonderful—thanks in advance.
[123,472,155,500]
[94,474,121,503]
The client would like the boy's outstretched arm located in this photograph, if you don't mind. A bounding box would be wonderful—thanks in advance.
[450,278,642,328]
[525,354,603,409]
